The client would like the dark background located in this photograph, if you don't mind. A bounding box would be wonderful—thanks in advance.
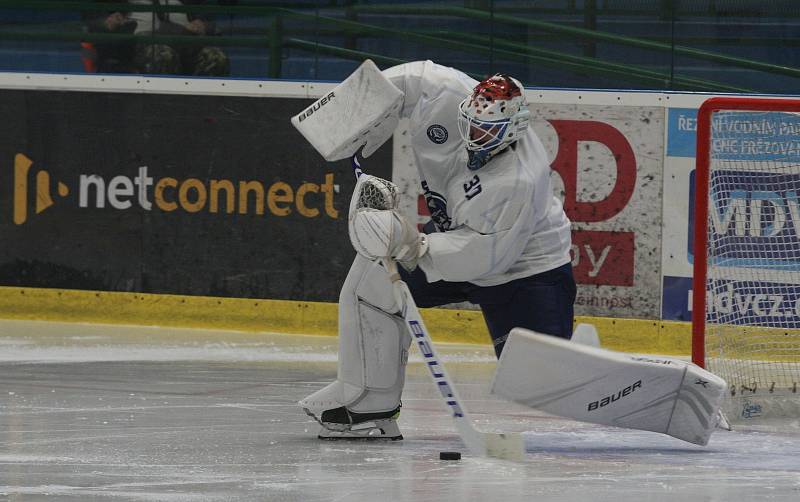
[0,90,392,301]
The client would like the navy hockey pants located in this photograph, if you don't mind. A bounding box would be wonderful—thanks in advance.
[398,262,577,358]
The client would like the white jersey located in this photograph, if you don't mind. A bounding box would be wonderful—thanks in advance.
[383,61,572,287]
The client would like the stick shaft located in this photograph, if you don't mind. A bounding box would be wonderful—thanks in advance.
[383,258,485,455]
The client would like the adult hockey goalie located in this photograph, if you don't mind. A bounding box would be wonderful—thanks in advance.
[296,60,576,440]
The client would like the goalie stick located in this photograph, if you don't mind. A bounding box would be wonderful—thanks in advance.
[351,154,525,460]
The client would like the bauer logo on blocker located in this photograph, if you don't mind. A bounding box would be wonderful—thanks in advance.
[297,92,335,122]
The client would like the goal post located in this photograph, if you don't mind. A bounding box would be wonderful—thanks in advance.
[692,96,800,421]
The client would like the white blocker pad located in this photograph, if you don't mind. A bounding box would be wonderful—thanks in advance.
[491,328,727,445]
[299,255,410,415]
[291,59,404,160]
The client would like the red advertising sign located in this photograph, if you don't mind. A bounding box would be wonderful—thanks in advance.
[571,230,635,286]
[549,120,637,222]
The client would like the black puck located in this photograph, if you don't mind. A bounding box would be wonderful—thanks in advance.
[439,451,461,461]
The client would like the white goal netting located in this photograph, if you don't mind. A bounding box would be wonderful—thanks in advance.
[701,105,800,420]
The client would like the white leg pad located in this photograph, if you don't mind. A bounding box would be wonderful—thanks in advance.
[299,255,410,416]
[491,328,727,446]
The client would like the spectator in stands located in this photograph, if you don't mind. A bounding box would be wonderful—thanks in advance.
[129,0,230,76]
[84,0,230,77]
[82,1,138,73]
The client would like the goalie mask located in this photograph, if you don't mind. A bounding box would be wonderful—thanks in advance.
[457,74,530,170]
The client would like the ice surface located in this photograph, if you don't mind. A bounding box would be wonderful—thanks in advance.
[0,319,799,501]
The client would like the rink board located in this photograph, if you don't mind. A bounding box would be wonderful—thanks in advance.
[0,83,391,302]
[0,72,798,353]
[0,284,690,354]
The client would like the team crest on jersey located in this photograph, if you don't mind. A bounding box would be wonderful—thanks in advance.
[421,180,452,231]
[426,124,448,144]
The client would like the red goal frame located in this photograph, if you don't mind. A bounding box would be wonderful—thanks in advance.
[692,96,800,367]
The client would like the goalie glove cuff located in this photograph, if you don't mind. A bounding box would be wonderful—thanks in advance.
[397,233,428,272]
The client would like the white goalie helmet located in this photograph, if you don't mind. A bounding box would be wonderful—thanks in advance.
[457,73,531,155]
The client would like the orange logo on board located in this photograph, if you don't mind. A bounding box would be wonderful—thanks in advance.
[13,153,69,225]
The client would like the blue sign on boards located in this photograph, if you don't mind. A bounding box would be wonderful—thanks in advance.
[667,108,800,161]
[688,170,698,263]
[708,111,800,163]
[705,279,800,328]
[662,276,693,321]
[664,273,800,327]
[662,274,800,327]
[666,108,699,158]
[687,170,800,268]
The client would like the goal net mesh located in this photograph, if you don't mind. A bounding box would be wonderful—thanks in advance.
[702,107,800,419]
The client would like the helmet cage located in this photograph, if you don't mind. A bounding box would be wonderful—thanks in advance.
[457,99,513,152]
[457,73,530,155]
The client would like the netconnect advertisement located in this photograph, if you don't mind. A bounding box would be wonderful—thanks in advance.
[0,90,392,300]
[662,107,800,326]
[394,103,664,319]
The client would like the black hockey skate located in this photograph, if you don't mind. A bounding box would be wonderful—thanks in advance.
[305,405,403,440]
